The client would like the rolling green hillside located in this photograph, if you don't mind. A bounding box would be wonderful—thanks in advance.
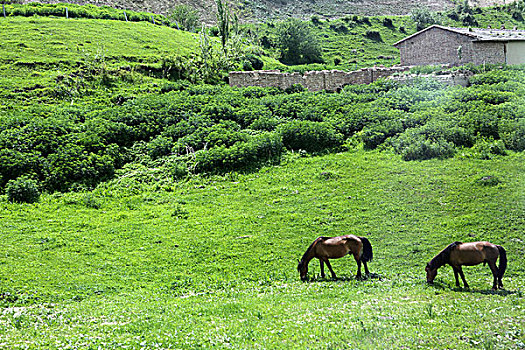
[0,150,523,348]
[0,16,201,109]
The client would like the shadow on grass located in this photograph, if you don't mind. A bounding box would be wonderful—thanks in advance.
[426,281,520,297]
[306,272,384,283]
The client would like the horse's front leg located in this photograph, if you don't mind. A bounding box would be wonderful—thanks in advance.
[452,266,460,287]
[319,259,325,279]
[324,259,337,279]
[457,266,469,289]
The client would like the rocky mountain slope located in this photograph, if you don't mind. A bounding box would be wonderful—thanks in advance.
[21,0,512,22]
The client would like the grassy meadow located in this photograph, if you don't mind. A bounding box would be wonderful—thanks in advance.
[0,150,524,348]
[1,4,525,349]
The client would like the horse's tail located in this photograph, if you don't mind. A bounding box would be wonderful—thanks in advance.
[497,245,507,280]
[359,236,373,262]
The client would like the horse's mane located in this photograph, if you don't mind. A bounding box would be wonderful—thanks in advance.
[299,237,328,264]
[428,241,462,269]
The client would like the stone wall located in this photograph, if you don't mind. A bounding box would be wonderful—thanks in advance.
[229,66,411,92]
[388,70,473,87]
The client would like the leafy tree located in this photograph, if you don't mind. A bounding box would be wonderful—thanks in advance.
[277,19,324,65]
[410,6,441,31]
[168,4,200,32]
[216,0,238,54]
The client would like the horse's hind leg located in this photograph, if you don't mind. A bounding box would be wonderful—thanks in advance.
[324,259,337,279]
[487,261,499,290]
[356,260,362,279]
[319,259,325,279]
[363,261,370,276]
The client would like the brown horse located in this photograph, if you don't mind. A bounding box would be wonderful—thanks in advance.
[297,235,373,281]
[425,241,507,290]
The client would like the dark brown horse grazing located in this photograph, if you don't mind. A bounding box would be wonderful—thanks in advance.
[297,235,373,281]
[425,241,507,290]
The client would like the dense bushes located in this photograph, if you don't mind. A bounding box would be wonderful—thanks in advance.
[6,176,40,203]
[278,120,343,152]
[1,66,524,194]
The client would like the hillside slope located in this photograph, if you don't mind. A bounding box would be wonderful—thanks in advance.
[21,0,511,22]
[0,150,523,348]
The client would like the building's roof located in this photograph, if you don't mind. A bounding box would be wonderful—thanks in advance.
[393,25,525,46]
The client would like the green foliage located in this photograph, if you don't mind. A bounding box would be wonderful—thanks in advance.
[6,176,40,203]
[168,4,200,32]
[364,30,382,42]
[470,137,507,159]
[276,19,324,65]
[396,134,456,161]
[2,2,166,24]
[194,132,283,172]
[410,6,441,31]
[242,54,264,70]
[382,17,394,28]
[499,119,525,151]
[278,120,343,152]
[215,0,237,54]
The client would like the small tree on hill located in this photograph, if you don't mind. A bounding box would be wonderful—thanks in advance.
[277,19,324,65]
[168,4,200,32]
[216,0,239,55]
[410,6,441,31]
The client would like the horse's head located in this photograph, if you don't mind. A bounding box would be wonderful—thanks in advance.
[425,263,437,284]
[297,259,308,281]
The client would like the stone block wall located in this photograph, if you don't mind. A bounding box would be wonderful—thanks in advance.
[388,71,473,87]
[229,66,411,92]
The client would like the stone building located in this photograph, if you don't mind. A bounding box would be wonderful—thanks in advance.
[393,25,525,66]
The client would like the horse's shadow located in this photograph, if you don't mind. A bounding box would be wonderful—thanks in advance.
[427,281,519,296]
[307,272,383,283]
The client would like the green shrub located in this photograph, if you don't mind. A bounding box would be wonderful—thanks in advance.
[461,13,478,26]
[468,70,512,85]
[382,17,394,28]
[400,138,455,161]
[168,4,200,32]
[471,138,507,159]
[278,120,343,152]
[242,60,254,71]
[410,6,441,31]
[284,84,307,94]
[361,119,404,150]
[393,126,456,160]
[364,30,382,41]
[329,22,348,33]
[194,132,283,172]
[276,19,324,65]
[499,119,525,151]
[6,176,40,204]
[147,135,174,159]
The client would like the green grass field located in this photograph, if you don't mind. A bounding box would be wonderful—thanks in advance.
[1,150,523,348]
[1,5,524,348]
